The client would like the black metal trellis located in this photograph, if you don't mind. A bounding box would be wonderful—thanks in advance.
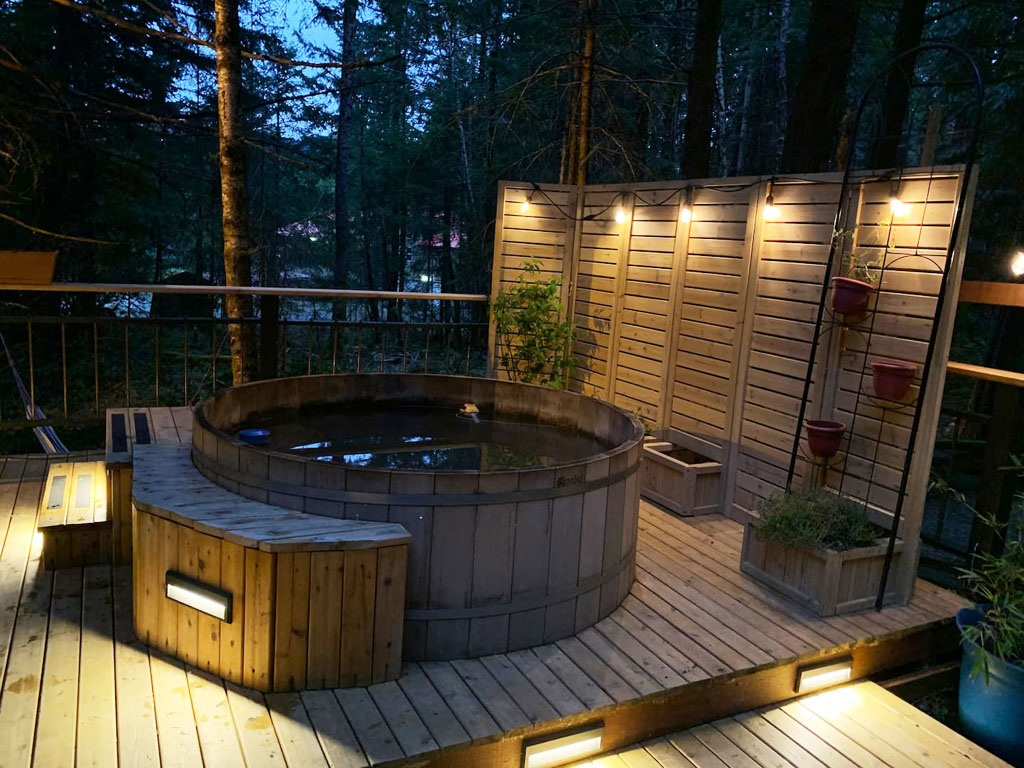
[783,43,984,611]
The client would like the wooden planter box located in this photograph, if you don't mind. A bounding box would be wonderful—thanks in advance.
[740,520,903,616]
[640,440,721,516]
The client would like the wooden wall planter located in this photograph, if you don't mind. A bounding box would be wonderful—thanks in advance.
[640,441,721,516]
[740,520,903,616]
[132,445,410,692]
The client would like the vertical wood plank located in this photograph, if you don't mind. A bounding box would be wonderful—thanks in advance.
[372,545,406,683]
[340,548,376,687]
[307,551,344,689]
[219,540,246,684]
[243,548,276,691]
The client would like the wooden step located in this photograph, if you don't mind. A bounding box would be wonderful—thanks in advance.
[38,460,112,569]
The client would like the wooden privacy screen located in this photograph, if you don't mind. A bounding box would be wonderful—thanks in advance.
[489,166,975,603]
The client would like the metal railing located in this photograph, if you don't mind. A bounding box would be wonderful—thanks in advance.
[0,284,490,432]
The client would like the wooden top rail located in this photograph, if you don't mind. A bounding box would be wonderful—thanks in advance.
[957,280,1024,307]
[0,281,488,301]
[947,361,1024,388]
[132,444,411,552]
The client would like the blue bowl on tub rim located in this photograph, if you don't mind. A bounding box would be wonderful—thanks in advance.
[957,606,1024,766]
[238,428,270,446]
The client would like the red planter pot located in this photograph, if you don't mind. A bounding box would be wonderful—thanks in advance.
[871,360,916,401]
[831,277,875,316]
[804,420,846,459]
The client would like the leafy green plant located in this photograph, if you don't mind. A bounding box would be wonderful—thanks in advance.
[959,538,1024,670]
[492,258,575,387]
[833,229,880,285]
[756,488,881,551]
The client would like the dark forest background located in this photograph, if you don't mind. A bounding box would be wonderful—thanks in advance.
[0,0,1022,314]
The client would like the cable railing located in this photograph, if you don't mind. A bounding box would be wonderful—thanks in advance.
[0,284,490,432]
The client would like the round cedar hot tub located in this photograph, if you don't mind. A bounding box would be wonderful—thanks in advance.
[191,374,644,660]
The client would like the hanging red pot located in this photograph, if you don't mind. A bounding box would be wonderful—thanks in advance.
[871,360,917,401]
[831,276,875,316]
[804,420,846,459]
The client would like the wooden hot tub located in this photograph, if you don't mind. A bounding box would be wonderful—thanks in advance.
[191,374,645,660]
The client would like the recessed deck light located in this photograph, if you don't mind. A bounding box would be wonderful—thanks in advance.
[522,723,605,768]
[795,656,853,694]
[166,571,233,623]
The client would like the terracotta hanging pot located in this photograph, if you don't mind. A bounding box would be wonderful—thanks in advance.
[871,360,916,401]
[804,420,846,459]
[830,276,875,316]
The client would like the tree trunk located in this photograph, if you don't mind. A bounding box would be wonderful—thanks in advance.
[334,0,359,309]
[871,0,928,168]
[214,0,255,385]
[573,0,596,185]
[681,0,723,178]
[781,0,863,173]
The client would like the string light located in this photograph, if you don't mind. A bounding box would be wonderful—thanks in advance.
[679,186,693,222]
[889,177,909,217]
[520,199,530,213]
[615,208,626,223]
[763,180,779,220]
[1011,251,1024,277]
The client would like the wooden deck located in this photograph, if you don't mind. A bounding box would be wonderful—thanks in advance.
[566,680,1010,768]
[0,450,970,767]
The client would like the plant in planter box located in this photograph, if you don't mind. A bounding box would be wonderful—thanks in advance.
[831,250,880,317]
[740,488,900,616]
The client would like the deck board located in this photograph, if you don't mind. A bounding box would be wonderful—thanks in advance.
[0,423,977,768]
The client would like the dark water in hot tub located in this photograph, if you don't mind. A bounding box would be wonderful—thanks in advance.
[238,404,612,471]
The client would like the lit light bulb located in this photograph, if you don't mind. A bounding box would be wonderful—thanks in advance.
[420,274,430,283]
[615,208,627,224]
[763,195,779,220]
[1011,251,1024,277]
[889,196,909,217]
[520,200,530,213]
[679,206,692,222]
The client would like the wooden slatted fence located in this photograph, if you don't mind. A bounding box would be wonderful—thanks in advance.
[489,166,974,605]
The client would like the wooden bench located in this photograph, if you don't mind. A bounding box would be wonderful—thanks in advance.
[131,443,410,692]
[106,406,192,563]
[38,460,111,569]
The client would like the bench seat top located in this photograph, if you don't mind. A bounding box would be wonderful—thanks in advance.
[132,444,410,553]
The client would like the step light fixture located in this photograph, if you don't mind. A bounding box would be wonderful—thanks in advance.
[795,656,853,694]
[522,723,605,768]
[166,571,233,623]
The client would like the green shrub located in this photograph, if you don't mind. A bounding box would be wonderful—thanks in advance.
[959,537,1024,669]
[756,489,881,551]
[492,258,575,387]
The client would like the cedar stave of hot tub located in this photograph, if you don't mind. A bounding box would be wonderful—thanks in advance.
[131,444,410,691]
[191,374,645,661]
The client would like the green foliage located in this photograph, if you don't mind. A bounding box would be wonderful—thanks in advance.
[959,538,1024,670]
[756,489,881,551]
[492,259,575,387]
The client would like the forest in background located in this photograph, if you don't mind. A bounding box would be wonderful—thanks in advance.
[0,0,1022,323]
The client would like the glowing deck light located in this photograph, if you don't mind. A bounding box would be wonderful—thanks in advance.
[614,208,627,224]
[166,572,233,622]
[795,656,853,694]
[523,724,605,768]
[1011,251,1024,277]
[889,196,910,216]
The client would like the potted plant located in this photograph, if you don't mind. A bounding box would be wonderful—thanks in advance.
[831,251,879,317]
[804,420,846,459]
[740,488,900,616]
[871,359,917,401]
[956,534,1024,764]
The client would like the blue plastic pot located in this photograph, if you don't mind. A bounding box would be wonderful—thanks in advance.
[238,428,270,446]
[957,607,1024,766]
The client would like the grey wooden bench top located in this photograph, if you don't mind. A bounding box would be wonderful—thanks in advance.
[132,444,410,552]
